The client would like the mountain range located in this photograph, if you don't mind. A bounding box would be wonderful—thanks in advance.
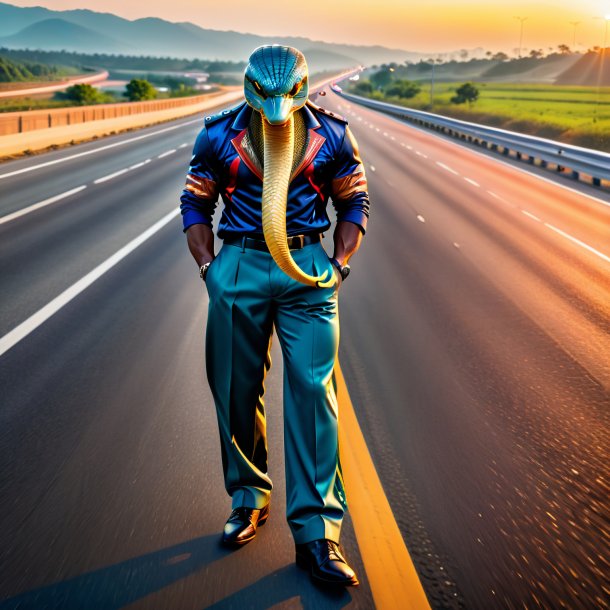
[0,1,426,70]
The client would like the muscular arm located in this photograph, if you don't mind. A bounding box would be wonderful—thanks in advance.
[186,224,215,267]
[332,220,363,267]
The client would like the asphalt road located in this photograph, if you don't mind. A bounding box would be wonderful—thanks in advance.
[1,88,609,610]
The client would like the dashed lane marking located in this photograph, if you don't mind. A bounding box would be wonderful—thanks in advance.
[0,186,87,225]
[129,159,151,170]
[158,149,176,159]
[521,210,541,222]
[464,177,480,187]
[93,168,129,184]
[436,162,459,176]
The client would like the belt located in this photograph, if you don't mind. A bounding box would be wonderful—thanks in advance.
[223,232,322,252]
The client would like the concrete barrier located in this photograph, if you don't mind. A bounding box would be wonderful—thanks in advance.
[0,88,243,158]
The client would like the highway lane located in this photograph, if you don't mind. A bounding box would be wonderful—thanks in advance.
[1,86,609,609]
[323,93,609,608]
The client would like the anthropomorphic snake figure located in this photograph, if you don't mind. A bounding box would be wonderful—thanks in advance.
[243,46,334,287]
[180,44,370,588]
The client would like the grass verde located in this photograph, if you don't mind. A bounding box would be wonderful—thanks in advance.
[348,77,610,152]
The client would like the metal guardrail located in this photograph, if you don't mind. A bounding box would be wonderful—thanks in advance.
[332,88,610,188]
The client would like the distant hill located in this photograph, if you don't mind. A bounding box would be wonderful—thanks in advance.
[0,18,132,54]
[555,50,610,86]
[0,53,65,81]
[0,1,426,69]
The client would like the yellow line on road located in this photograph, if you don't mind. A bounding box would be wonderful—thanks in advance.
[336,362,432,610]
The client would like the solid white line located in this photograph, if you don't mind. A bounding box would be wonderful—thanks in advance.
[436,161,459,176]
[521,210,541,222]
[464,177,480,187]
[0,207,181,358]
[0,185,87,225]
[0,118,203,180]
[158,149,176,158]
[94,168,129,184]
[129,159,151,170]
[543,223,610,264]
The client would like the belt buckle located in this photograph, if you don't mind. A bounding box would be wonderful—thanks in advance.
[289,235,305,250]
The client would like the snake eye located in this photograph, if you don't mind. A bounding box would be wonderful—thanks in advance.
[289,80,303,97]
[252,80,266,98]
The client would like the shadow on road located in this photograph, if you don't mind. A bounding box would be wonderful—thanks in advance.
[0,534,227,610]
[0,534,354,610]
[206,564,353,609]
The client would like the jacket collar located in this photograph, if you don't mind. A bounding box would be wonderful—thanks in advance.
[231,100,321,131]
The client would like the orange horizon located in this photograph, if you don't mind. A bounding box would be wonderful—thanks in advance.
[6,0,610,54]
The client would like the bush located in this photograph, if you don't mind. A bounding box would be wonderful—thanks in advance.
[385,79,421,99]
[451,82,479,106]
[63,83,104,105]
[125,78,157,101]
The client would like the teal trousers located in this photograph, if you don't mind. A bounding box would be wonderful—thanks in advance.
[204,239,347,544]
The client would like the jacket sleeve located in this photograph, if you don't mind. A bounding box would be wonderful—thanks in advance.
[329,125,370,234]
[179,126,220,232]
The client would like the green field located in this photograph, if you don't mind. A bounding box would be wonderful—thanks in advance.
[352,82,610,151]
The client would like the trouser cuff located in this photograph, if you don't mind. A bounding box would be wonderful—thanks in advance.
[231,487,271,509]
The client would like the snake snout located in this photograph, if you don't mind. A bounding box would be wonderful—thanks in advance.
[261,96,294,125]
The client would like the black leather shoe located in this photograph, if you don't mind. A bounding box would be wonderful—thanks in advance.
[295,539,359,586]
[222,504,270,546]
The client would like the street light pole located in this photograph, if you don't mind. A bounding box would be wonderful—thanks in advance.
[514,16,528,58]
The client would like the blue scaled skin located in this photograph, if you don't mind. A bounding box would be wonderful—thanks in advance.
[244,45,309,124]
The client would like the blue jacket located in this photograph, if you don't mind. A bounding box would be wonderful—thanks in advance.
[179,99,369,238]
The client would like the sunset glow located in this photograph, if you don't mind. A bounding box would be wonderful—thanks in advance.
[7,0,610,53]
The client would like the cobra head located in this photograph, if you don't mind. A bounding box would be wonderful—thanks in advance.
[244,45,309,125]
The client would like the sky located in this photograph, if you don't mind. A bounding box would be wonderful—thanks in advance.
[9,0,610,53]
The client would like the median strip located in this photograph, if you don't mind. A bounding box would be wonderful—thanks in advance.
[0,185,87,225]
[335,363,432,609]
[0,207,180,358]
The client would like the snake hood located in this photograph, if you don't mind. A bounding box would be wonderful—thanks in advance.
[243,45,334,288]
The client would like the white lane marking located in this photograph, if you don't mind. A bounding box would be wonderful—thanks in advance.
[543,223,610,264]
[453,242,461,249]
[406,145,413,150]
[178,143,189,148]
[0,186,87,225]
[158,149,176,159]
[391,136,396,141]
[416,214,426,223]
[521,210,541,222]
[0,118,203,180]
[464,178,480,187]
[370,165,376,172]
[416,151,428,158]
[436,161,459,176]
[376,128,380,132]
[383,132,388,136]
[487,190,516,207]
[129,159,151,170]
[0,207,181,358]
[94,168,129,184]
